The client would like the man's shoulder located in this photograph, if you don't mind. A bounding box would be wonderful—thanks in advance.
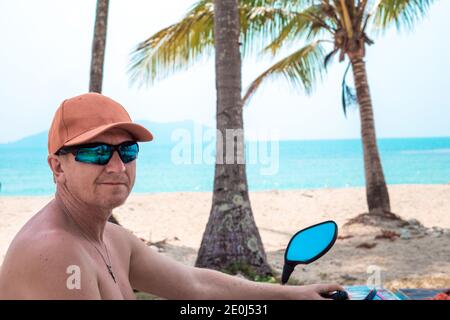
[12,226,81,257]
[0,228,95,299]
[105,220,137,243]
[1,227,84,281]
[6,203,81,257]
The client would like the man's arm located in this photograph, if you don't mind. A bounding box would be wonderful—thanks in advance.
[126,229,344,300]
[0,231,101,299]
[190,267,345,300]
[127,229,202,299]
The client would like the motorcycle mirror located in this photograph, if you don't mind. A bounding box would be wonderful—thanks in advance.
[281,220,338,284]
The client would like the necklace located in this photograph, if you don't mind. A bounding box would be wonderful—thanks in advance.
[58,199,117,283]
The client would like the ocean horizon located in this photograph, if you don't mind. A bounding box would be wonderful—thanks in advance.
[0,137,449,196]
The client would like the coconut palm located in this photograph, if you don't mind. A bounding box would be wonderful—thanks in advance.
[89,0,109,93]
[89,0,119,224]
[241,0,435,217]
[128,0,434,218]
[128,0,277,276]
[128,0,434,272]
[195,0,272,276]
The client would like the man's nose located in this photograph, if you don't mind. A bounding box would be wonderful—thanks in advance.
[105,150,126,173]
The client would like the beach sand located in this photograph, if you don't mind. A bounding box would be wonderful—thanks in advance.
[1,184,449,290]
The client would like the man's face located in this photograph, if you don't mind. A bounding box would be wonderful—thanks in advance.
[56,128,137,210]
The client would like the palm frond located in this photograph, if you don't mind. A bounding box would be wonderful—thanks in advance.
[240,5,298,56]
[128,0,298,87]
[374,0,435,31]
[128,0,215,87]
[261,4,336,56]
[338,0,355,38]
[243,41,327,103]
[324,48,339,69]
[341,62,358,117]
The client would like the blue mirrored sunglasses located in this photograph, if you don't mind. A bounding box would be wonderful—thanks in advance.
[56,141,139,165]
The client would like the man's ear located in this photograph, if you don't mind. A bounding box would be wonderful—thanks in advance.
[47,154,66,184]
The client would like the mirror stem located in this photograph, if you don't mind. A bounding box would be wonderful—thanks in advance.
[281,263,295,285]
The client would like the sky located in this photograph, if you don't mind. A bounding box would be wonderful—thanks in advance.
[0,0,449,144]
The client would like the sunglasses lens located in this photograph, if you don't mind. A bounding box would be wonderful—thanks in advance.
[72,142,139,165]
[119,142,139,163]
[76,145,111,165]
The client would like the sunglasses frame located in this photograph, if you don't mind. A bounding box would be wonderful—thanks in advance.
[55,140,139,165]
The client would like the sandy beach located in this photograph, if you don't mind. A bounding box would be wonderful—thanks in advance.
[1,184,449,290]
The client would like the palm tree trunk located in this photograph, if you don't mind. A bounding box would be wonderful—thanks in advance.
[89,0,118,225]
[195,0,272,277]
[89,0,109,93]
[350,56,391,215]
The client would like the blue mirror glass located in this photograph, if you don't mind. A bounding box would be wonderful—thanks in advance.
[281,221,338,284]
[286,221,337,263]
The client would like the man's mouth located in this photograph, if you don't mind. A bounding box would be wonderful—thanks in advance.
[101,182,126,185]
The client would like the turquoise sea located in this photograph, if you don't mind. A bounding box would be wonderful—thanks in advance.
[0,137,449,196]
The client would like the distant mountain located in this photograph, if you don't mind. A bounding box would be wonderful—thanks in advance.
[0,131,48,148]
[137,120,214,145]
[0,120,214,148]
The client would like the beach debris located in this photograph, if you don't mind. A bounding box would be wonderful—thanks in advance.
[301,193,313,198]
[403,219,430,236]
[426,226,448,238]
[356,242,377,249]
[338,235,354,240]
[146,237,169,251]
[432,226,444,237]
[400,229,411,240]
[399,224,450,239]
[407,219,423,227]
[341,274,358,281]
[431,232,442,238]
[149,244,165,253]
[146,236,180,251]
[432,226,443,233]
[375,229,400,241]
[345,212,404,227]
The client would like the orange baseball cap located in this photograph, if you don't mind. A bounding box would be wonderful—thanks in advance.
[48,92,153,154]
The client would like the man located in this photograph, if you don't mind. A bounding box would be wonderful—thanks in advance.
[0,93,344,299]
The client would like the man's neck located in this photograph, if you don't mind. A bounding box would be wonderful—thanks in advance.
[54,190,111,243]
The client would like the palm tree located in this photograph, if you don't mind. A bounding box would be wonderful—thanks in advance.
[195,0,272,276]
[128,0,275,277]
[89,0,109,93]
[241,0,435,217]
[89,0,119,225]
[128,0,433,271]
[128,0,434,218]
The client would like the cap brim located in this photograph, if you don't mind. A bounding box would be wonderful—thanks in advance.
[63,122,153,147]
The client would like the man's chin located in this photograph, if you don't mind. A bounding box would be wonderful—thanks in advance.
[98,188,130,209]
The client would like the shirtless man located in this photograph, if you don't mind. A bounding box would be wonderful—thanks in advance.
[0,93,344,299]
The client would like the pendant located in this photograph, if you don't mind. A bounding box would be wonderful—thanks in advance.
[107,265,117,283]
